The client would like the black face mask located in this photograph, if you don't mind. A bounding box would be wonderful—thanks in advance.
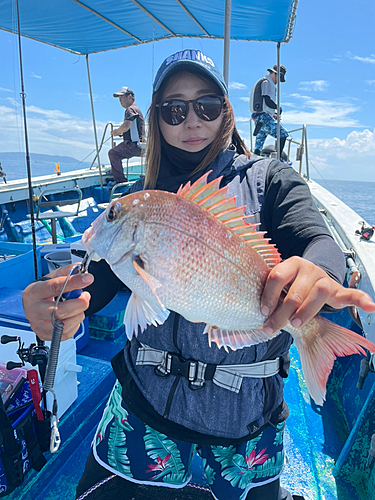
[155,135,211,193]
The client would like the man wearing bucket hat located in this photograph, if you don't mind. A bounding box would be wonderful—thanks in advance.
[108,87,145,184]
[250,64,289,157]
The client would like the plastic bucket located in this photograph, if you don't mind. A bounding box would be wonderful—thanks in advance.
[44,251,72,273]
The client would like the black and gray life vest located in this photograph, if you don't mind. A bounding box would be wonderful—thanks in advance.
[252,77,267,113]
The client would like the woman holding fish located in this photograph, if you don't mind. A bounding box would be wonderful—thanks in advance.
[23,50,375,500]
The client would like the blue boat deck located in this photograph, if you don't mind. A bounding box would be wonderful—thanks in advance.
[5,318,375,500]
[1,180,375,500]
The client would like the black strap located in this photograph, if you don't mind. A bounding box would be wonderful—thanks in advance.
[0,397,24,494]
[18,415,46,472]
[253,119,262,136]
[204,363,217,381]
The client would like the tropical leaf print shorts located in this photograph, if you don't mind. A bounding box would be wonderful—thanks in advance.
[93,381,285,500]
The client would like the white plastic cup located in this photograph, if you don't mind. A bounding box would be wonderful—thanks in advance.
[44,251,72,273]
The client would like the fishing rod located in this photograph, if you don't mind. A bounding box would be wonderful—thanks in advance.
[15,0,38,282]
[14,0,48,415]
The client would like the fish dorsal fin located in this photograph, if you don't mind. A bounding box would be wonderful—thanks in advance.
[177,171,281,268]
[177,181,191,197]
[179,171,212,200]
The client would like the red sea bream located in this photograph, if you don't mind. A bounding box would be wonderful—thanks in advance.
[82,172,375,406]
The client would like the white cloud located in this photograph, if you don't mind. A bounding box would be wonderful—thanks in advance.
[229,82,247,90]
[238,120,375,182]
[0,87,13,93]
[235,116,250,122]
[6,97,19,107]
[305,129,375,181]
[75,92,99,102]
[26,105,75,120]
[309,129,375,157]
[281,94,360,128]
[366,80,375,86]
[0,103,110,160]
[30,72,42,79]
[348,52,375,64]
[298,80,330,92]
[239,97,250,102]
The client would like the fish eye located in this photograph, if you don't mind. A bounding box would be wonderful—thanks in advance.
[106,202,121,222]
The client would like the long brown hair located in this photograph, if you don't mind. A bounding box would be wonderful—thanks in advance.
[144,70,248,189]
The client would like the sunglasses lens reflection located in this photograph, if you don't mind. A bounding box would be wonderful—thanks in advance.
[194,97,222,122]
[160,96,223,126]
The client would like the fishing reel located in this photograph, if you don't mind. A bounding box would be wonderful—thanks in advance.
[0,334,49,372]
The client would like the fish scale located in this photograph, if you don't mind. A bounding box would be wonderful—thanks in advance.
[137,197,267,329]
[82,172,375,406]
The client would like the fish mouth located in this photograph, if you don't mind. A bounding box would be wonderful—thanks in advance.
[83,218,137,269]
[102,223,135,266]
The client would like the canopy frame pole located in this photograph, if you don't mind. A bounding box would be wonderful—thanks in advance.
[72,0,142,42]
[276,42,281,160]
[175,0,210,36]
[129,0,176,36]
[223,0,231,86]
[85,54,103,191]
[15,0,38,281]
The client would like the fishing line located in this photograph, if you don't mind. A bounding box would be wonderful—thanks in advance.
[72,136,112,171]
[307,158,334,193]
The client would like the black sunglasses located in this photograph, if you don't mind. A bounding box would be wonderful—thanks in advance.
[156,95,224,126]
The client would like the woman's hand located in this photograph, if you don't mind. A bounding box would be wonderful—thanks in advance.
[22,264,94,342]
[260,256,375,334]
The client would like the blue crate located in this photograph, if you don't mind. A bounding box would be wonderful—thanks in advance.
[88,289,130,340]
[0,243,41,289]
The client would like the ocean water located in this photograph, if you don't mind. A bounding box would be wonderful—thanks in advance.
[315,178,375,226]
[0,152,92,182]
[2,152,374,226]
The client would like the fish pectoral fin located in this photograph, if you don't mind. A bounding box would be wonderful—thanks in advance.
[124,293,170,340]
[204,325,270,352]
[132,258,165,309]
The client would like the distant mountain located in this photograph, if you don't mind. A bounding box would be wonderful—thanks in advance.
[0,152,92,181]
[0,152,90,165]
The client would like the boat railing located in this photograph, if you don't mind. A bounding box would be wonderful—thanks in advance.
[27,186,83,244]
[88,122,147,178]
[88,122,119,169]
[249,120,310,179]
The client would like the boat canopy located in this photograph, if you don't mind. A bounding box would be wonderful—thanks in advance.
[0,0,298,55]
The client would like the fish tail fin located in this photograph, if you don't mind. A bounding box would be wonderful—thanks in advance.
[293,315,375,406]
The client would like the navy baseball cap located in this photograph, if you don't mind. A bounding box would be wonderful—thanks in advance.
[153,49,228,96]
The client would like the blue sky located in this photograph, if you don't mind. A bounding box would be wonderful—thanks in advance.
[1,0,375,181]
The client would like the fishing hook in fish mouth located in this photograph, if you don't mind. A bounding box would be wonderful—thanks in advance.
[80,250,97,273]
[51,251,97,325]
